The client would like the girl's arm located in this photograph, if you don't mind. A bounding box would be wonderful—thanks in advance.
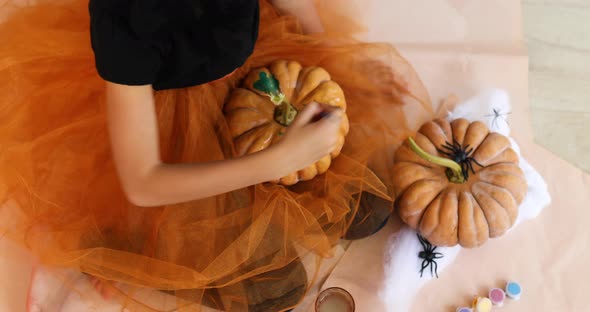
[270,0,324,33]
[106,82,341,207]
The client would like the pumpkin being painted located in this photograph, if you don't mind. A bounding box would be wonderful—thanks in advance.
[391,118,527,248]
[224,60,349,185]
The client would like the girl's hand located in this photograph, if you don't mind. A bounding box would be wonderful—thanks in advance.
[273,102,343,175]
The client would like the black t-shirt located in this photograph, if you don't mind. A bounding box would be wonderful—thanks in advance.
[89,0,259,90]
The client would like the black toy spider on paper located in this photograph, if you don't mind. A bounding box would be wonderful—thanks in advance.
[485,108,512,130]
[417,234,443,278]
[436,139,484,181]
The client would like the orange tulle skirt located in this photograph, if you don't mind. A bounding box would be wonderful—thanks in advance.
[0,0,433,310]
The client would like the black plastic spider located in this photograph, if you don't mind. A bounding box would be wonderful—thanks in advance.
[436,139,484,181]
[417,234,443,278]
[485,108,512,130]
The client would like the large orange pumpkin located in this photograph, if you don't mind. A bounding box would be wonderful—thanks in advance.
[224,60,349,185]
[391,118,527,248]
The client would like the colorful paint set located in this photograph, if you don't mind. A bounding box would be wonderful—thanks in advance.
[456,281,522,312]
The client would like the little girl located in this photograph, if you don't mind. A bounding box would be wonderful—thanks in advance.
[0,0,431,310]
[94,0,343,208]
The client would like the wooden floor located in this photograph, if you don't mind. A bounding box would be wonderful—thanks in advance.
[524,0,590,172]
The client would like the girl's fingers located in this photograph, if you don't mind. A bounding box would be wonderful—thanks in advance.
[290,102,320,128]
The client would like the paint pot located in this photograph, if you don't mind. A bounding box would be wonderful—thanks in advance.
[489,288,506,306]
[506,281,522,300]
[473,296,492,312]
[315,287,355,312]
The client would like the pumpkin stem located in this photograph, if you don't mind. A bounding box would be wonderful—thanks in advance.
[263,81,298,127]
[408,137,465,184]
[269,93,286,106]
[252,71,298,126]
[274,102,298,127]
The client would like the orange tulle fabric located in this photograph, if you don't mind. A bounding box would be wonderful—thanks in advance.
[0,0,433,310]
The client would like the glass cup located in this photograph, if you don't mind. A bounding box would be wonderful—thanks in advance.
[315,287,355,312]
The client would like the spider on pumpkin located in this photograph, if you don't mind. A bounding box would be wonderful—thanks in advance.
[417,234,443,278]
[436,139,484,181]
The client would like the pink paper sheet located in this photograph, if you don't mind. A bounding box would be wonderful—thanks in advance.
[313,1,590,311]
[320,142,590,312]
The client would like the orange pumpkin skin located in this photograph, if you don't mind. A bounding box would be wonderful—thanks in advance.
[224,60,349,185]
[392,118,527,248]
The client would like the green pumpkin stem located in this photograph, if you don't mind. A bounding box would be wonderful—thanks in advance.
[408,137,465,184]
[274,102,298,127]
[253,71,298,126]
[253,71,285,106]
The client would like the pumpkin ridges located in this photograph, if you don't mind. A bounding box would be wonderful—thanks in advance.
[475,181,519,225]
[458,192,490,248]
[280,172,299,185]
[433,118,453,143]
[297,164,319,182]
[225,88,274,112]
[471,185,512,237]
[292,66,312,104]
[421,190,459,246]
[457,192,474,247]
[439,191,460,246]
[391,161,443,194]
[393,144,436,169]
[477,162,524,177]
[472,195,490,246]
[293,67,331,105]
[340,114,350,139]
[226,109,273,138]
[478,164,527,203]
[478,148,519,167]
[462,121,489,151]
[331,135,345,158]
[419,120,451,149]
[457,192,475,247]
[418,191,443,236]
[416,132,441,157]
[397,179,446,228]
[315,155,332,174]
[251,128,277,154]
[270,60,302,103]
[450,118,470,146]
[299,80,347,110]
[234,123,277,155]
[478,169,526,192]
[473,132,513,166]
[394,133,439,167]
[224,88,274,138]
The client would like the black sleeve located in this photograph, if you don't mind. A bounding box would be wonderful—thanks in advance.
[89,4,161,86]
